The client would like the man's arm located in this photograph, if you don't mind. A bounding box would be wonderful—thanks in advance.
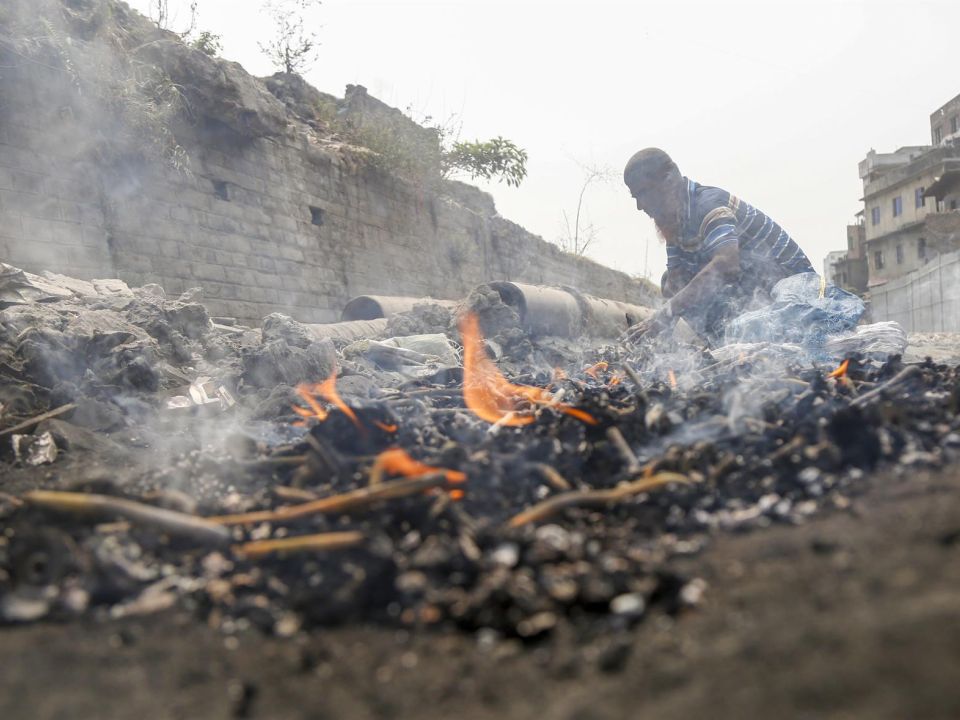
[624,204,741,343]
[664,241,739,317]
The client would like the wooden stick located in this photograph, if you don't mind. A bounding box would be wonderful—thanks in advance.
[273,486,320,502]
[529,462,572,491]
[234,531,364,558]
[209,473,452,526]
[620,363,644,389]
[850,365,922,407]
[0,403,76,437]
[22,490,231,547]
[605,426,640,472]
[506,471,692,528]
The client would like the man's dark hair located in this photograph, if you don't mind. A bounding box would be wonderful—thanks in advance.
[623,148,678,188]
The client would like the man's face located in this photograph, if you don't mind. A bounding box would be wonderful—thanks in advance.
[628,177,675,224]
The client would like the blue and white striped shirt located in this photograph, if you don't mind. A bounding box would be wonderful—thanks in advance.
[666,178,813,282]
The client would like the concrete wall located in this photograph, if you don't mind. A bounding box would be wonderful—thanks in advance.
[0,2,653,326]
[870,247,960,332]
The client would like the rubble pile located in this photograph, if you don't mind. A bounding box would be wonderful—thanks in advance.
[1,264,958,647]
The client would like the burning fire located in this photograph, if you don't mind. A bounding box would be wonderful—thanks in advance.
[828,359,850,379]
[459,313,597,426]
[584,361,608,380]
[369,448,466,485]
[293,365,362,430]
[668,369,678,389]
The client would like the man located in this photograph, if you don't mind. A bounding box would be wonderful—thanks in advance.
[623,148,814,343]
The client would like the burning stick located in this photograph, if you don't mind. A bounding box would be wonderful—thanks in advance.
[234,531,364,558]
[368,448,466,486]
[505,472,692,528]
[208,472,454,526]
[22,490,231,547]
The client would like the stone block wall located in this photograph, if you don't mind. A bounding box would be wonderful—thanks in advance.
[0,1,653,326]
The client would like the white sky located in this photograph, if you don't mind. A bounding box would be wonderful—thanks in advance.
[130,0,959,282]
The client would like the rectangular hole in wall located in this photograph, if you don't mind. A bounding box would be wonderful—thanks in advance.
[309,205,325,226]
[212,179,229,201]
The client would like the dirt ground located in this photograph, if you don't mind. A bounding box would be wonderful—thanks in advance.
[2,462,959,720]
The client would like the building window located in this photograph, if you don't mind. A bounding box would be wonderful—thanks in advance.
[874,250,885,270]
[871,206,881,225]
[919,237,926,259]
[892,196,903,217]
[847,234,854,250]
[309,206,325,226]
[934,126,943,144]
[952,116,959,134]
[896,244,904,264]
[916,187,926,208]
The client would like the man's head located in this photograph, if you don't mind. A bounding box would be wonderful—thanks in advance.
[623,148,685,240]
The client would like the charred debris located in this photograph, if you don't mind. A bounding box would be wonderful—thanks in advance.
[1,262,957,646]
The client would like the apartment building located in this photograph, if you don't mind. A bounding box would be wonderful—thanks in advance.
[858,93,960,287]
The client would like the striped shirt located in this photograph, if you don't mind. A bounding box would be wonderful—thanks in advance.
[666,178,813,284]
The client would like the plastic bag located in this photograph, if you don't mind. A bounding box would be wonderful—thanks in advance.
[823,321,908,359]
[726,273,865,348]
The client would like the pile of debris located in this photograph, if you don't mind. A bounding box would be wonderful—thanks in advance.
[1,263,957,647]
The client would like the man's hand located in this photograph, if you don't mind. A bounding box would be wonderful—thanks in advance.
[623,305,673,345]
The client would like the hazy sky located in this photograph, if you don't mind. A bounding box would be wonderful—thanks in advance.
[130,0,959,282]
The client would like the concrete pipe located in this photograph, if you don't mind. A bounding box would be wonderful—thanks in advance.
[341,295,455,321]
[487,281,584,337]
[305,318,389,342]
[575,293,654,338]
[486,281,654,339]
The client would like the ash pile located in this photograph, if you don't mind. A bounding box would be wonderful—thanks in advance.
[1,262,957,650]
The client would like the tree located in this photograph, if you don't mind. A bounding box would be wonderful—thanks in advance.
[556,162,615,256]
[259,0,321,75]
[442,137,528,188]
[149,1,222,57]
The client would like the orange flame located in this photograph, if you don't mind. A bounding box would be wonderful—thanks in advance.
[828,359,850,379]
[668,369,678,389]
[459,313,597,426]
[584,361,608,379]
[552,367,567,382]
[293,366,362,430]
[370,448,466,485]
[608,373,623,387]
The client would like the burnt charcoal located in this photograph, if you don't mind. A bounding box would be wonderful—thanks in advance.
[241,338,335,388]
[309,404,400,456]
[6,526,87,589]
[826,406,881,469]
[250,384,299,420]
[261,313,318,349]
[384,301,454,337]
[67,397,127,432]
